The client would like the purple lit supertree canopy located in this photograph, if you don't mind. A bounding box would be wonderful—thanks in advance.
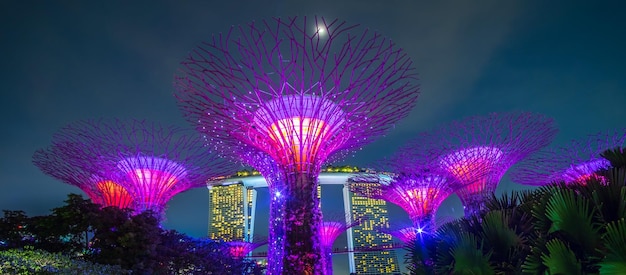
[226,238,268,259]
[175,16,419,274]
[319,213,361,275]
[378,224,419,244]
[35,119,238,217]
[33,143,134,209]
[511,129,626,186]
[406,112,558,217]
[350,159,454,233]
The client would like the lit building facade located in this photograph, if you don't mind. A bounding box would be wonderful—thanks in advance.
[208,170,401,273]
[208,182,257,242]
[344,181,401,275]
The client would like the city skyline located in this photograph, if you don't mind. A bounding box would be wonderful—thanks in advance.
[2,2,625,273]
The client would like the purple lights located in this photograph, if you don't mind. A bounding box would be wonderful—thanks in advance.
[175,16,419,274]
[351,171,453,231]
[34,119,238,217]
[319,216,361,275]
[511,129,626,186]
[406,112,558,217]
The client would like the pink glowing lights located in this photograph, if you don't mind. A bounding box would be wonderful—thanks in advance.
[94,180,133,209]
[511,129,626,186]
[404,112,558,217]
[34,119,238,217]
[176,15,419,274]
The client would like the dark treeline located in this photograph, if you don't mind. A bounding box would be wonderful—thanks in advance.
[0,195,264,274]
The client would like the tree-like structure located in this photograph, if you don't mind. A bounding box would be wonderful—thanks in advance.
[34,143,134,209]
[511,129,626,186]
[175,16,419,274]
[406,112,557,217]
[319,214,361,275]
[351,168,453,233]
[226,239,268,259]
[34,119,238,217]
[378,225,419,244]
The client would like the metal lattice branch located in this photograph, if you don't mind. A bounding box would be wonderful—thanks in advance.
[35,119,238,216]
[511,129,626,186]
[175,15,419,274]
[403,112,558,216]
[350,170,453,227]
[33,143,134,209]
[175,16,419,171]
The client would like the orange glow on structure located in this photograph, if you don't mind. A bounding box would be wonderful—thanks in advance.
[131,169,178,191]
[96,180,133,209]
[405,187,438,215]
[268,117,328,168]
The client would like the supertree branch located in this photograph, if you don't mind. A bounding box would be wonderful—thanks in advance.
[175,16,419,275]
[404,112,558,217]
[37,119,238,217]
[350,171,452,232]
[319,213,362,275]
[226,237,269,259]
[511,129,626,186]
[175,16,419,172]
[33,143,134,209]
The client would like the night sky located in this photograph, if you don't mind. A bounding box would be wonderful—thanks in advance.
[1,1,625,273]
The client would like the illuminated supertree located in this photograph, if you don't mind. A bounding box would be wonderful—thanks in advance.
[378,225,419,243]
[319,214,361,275]
[35,119,238,217]
[407,112,558,217]
[175,16,419,274]
[33,143,134,209]
[226,238,268,259]
[229,149,287,274]
[511,129,626,186]
[350,167,453,233]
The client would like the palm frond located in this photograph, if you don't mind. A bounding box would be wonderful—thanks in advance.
[545,188,602,252]
[599,218,626,274]
[449,232,495,275]
[541,239,582,275]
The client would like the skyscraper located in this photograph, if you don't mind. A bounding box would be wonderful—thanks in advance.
[344,181,400,275]
[208,171,402,273]
[208,182,257,242]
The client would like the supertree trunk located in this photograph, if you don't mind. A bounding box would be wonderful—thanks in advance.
[282,172,323,274]
[267,183,286,275]
[322,245,333,275]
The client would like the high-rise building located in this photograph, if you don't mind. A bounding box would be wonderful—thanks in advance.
[208,171,401,273]
[344,181,401,275]
[208,182,257,241]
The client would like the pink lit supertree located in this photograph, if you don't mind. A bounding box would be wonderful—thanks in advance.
[35,119,238,217]
[407,112,558,217]
[175,16,419,274]
[319,214,361,275]
[227,148,287,274]
[34,143,134,209]
[350,166,454,233]
[226,238,268,259]
[511,129,626,186]
[378,224,419,243]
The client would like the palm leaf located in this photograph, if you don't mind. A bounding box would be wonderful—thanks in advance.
[449,232,495,275]
[600,147,626,169]
[541,239,582,275]
[599,218,626,274]
[545,188,602,252]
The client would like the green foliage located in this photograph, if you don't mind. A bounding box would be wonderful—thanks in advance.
[406,147,626,275]
[599,219,626,274]
[0,248,128,274]
[541,239,582,275]
[2,194,262,275]
[449,232,494,275]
